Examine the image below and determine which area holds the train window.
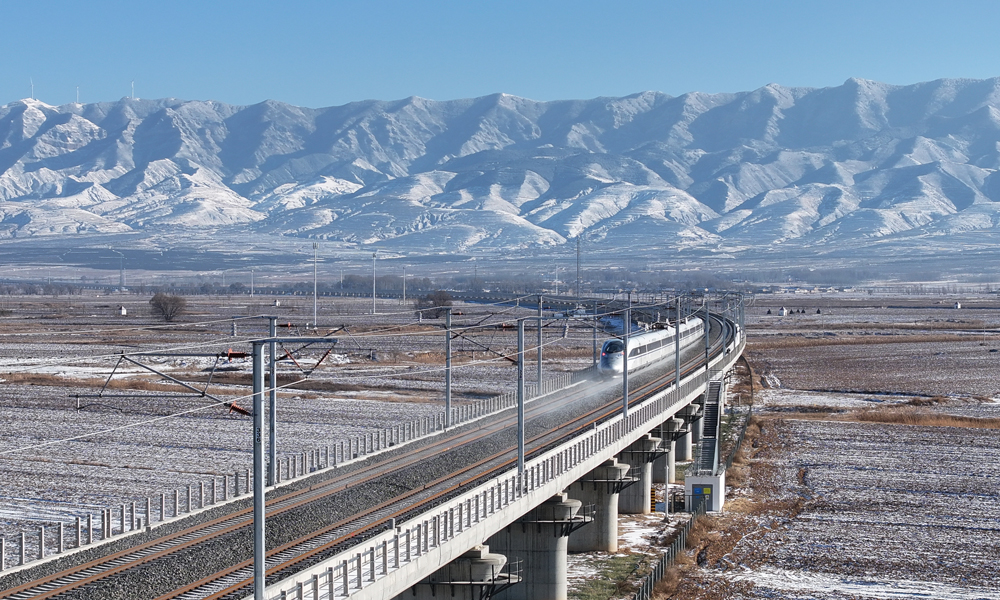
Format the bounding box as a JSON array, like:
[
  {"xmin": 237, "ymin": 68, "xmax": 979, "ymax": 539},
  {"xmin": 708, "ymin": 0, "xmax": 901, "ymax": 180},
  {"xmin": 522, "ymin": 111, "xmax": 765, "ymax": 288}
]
[{"xmin": 604, "ymin": 340, "xmax": 624, "ymax": 354}]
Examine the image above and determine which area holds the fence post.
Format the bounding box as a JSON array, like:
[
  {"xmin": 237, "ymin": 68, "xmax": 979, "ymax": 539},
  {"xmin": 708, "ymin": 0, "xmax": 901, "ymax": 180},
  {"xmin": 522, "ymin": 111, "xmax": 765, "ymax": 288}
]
[{"xmin": 342, "ymin": 560, "xmax": 349, "ymax": 595}]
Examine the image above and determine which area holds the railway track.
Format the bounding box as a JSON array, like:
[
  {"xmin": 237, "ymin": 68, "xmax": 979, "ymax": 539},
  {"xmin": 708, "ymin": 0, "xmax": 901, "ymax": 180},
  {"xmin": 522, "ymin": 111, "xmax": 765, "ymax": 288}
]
[{"xmin": 1, "ymin": 317, "xmax": 732, "ymax": 600}]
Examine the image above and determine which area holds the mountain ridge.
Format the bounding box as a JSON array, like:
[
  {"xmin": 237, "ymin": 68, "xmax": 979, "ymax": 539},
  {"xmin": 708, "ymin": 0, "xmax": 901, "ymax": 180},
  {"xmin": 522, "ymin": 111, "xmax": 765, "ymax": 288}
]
[{"xmin": 3, "ymin": 77, "xmax": 1000, "ymax": 253}]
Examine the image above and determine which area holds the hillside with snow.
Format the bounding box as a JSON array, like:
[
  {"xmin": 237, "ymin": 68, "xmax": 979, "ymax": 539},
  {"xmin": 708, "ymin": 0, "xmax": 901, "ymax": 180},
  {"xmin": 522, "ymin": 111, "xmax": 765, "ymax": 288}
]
[{"xmin": 3, "ymin": 77, "xmax": 1000, "ymax": 259}]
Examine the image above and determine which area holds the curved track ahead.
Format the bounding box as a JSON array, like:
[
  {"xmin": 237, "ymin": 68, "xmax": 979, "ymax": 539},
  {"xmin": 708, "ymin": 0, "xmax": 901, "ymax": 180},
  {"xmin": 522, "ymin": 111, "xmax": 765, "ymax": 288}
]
[{"xmin": 1, "ymin": 317, "xmax": 733, "ymax": 600}]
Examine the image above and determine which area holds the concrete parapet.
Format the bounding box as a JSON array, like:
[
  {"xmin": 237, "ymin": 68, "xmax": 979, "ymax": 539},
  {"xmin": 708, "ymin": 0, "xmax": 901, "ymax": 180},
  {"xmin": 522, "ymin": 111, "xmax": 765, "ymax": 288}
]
[
  {"xmin": 488, "ymin": 493, "xmax": 585, "ymax": 600},
  {"xmin": 567, "ymin": 460, "xmax": 631, "ymax": 553},
  {"xmin": 618, "ymin": 435, "xmax": 661, "ymax": 514}
]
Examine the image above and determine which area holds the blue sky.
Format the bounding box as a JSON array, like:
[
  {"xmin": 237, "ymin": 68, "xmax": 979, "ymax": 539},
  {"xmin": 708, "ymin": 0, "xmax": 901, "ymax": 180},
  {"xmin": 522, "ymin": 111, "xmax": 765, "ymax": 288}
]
[{"xmin": 2, "ymin": 0, "xmax": 999, "ymax": 108}]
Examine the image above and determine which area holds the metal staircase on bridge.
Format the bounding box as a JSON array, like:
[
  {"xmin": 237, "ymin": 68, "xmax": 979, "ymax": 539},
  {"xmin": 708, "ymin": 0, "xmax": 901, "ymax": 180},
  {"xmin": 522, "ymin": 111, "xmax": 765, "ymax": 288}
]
[{"xmin": 695, "ymin": 380, "xmax": 723, "ymax": 475}]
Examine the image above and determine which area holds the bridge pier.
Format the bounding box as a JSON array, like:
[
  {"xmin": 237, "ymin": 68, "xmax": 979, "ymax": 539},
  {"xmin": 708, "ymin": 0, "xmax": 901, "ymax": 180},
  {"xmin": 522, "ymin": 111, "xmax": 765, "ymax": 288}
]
[
  {"xmin": 395, "ymin": 545, "xmax": 511, "ymax": 600},
  {"xmin": 567, "ymin": 460, "xmax": 631, "ymax": 553},
  {"xmin": 653, "ymin": 418, "xmax": 684, "ymax": 484},
  {"xmin": 674, "ymin": 404, "xmax": 699, "ymax": 461},
  {"xmin": 690, "ymin": 395, "xmax": 705, "ymax": 448},
  {"xmin": 487, "ymin": 493, "xmax": 585, "ymax": 600},
  {"xmin": 618, "ymin": 435, "xmax": 661, "ymax": 514}
]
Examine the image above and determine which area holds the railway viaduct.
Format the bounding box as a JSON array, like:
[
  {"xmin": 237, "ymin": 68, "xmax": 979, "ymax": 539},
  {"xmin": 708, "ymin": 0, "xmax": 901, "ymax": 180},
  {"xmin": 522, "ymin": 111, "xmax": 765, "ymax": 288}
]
[
  {"xmin": 254, "ymin": 313, "xmax": 745, "ymax": 600},
  {"xmin": 0, "ymin": 300, "xmax": 745, "ymax": 600}
]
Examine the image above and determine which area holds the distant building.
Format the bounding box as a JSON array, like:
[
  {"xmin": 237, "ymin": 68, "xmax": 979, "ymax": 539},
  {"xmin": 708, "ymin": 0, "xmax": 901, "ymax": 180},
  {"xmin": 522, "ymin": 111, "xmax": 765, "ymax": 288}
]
[
  {"xmin": 778, "ymin": 307, "xmax": 789, "ymax": 316},
  {"xmin": 118, "ymin": 305, "xmax": 127, "ymax": 316},
  {"xmin": 954, "ymin": 302, "xmax": 962, "ymax": 309}
]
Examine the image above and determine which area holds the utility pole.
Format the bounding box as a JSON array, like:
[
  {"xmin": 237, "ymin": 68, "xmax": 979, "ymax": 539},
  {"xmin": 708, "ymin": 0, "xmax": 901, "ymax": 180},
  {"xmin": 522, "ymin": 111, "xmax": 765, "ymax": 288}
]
[
  {"xmin": 622, "ymin": 292, "xmax": 631, "ymax": 418},
  {"xmin": 592, "ymin": 299, "xmax": 598, "ymax": 366},
  {"xmin": 445, "ymin": 308, "xmax": 452, "ymax": 428},
  {"xmin": 537, "ymin": 295, "xmax": 543, "ymax": 389},
  {"xmin": 675, "ymin": 295, "xmax": 682, "ymax": 390},
  {"xmin": 312, "ymin": 242, "xmax": 318, "ymax": 329},
  {"xmin": 517, "ymin": 318, "xmax": 525, "ymax": 482},
  {"xmin": 372, "ymin": 252, "xmax": 377, "ymax": 315},
  {"xmin": 267, "ymin": 317, "xmax": 277, "ymax": 486},
  {"xmin": 251, "ymin": 341, "xmax": 265, "ymax": 600},
  {"xmin": 704, "ymin": 300, "xmax": 711, "ymax": 373},
  {"xmin": 576, "ymin": 236, "xmax": 581, "ymax": 300},
  {"xmin": 402, "ymin": 265, "xmax": 406, "ymax": 305}
]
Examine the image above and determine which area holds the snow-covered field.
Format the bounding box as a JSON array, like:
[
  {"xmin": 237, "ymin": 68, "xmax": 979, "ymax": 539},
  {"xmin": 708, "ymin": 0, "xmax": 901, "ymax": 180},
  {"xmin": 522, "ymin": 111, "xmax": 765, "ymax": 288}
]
[
  {"xmin": 0, "ymin": 294, "xmax": 597, "ymax": 568},
  {"xmin": 713, "ymin": 389, "xmax": 1000, "ymax": 599},
  {"xmin": 688, "ymin": 297, "xmax": 1000, "ymax": 599}
]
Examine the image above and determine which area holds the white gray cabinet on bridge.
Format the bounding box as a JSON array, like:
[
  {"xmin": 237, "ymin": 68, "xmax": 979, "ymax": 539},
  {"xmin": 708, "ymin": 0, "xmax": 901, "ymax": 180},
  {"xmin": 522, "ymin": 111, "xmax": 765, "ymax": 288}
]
[{"xmin": 253, "ymin": 323, "xmax": 745, "ymax": 600}]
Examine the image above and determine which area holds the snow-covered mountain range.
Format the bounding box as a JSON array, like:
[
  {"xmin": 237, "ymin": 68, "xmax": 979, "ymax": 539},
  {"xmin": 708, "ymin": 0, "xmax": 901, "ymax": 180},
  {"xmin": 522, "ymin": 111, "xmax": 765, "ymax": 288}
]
[{"xmin": 3, "ymin": 77, "xmax": 1000, "ymax": 256}]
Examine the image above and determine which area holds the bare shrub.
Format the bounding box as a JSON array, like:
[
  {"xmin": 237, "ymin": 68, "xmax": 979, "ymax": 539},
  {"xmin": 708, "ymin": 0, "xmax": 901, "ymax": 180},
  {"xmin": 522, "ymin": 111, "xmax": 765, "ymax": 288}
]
[
  {"xmin": 651, "ymin": 566, "xmax": 684, "ymax": 598},
  {"xmin": 726, "ymin": 464, "xmax": 748, "ymax": 488},
  {"xmin": 415, "ymin": 290, "xmax": 453, "ymax": 318},
  {"xmin": 684, "ymin": 514, "xmax": 717, "ymax": 550},
  {"xmin": 906, "ymin": 395, "xmax": 949, "ymax": 406},
  {"xmin": 149, "ymin": 293, "xmax": 186, "ymax": 322}
]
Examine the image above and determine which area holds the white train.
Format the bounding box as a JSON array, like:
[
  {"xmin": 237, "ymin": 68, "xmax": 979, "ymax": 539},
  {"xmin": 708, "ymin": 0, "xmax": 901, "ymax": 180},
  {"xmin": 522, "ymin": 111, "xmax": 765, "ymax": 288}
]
[{"xmin": 597, "ymin": 317, "xmax": 705, "ymax": 377}]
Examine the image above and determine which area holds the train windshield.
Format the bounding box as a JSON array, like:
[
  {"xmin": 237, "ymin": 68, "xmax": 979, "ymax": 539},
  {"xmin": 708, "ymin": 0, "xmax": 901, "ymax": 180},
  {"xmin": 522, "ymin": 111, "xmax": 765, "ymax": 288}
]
[{"xmin": 603, "ymin": 340, "xmax": 624, "ymax": 354}]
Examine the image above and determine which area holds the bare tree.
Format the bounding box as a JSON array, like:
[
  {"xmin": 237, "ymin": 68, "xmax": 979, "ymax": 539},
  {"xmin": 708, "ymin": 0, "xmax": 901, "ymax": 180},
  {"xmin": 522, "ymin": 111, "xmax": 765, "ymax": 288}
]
[
  {"xmin": 415, "ymin": 290, "xmax": 453, "ymax": 318},
  {"xmin": 149, "ymin": 293, "xmax": 186, "ymax": 322}
]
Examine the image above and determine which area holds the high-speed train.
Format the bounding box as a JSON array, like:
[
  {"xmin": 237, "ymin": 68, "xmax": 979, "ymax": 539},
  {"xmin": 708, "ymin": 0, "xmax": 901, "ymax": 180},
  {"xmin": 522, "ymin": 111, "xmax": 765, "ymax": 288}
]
[{"xmin": 597, "ymin": 317, "xmax": 704, "ymax": 377}]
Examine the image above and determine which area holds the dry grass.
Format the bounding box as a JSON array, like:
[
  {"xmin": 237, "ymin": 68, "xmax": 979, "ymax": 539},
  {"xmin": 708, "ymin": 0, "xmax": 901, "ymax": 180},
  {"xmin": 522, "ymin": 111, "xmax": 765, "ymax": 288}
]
[
  {"xmin": 648, "ymin": 415, "xmax": 792, "ymax": 599},
  {"xmin": 906, "ymin": 395, "xmax": 950, "ymax": 406},
  {"xmin": 684, "ymin": 514, "xmax": 718, "ymax": 551},
  {"xmin": 854, "ymin": 407, "xmax": 1000, "ymax": 429},
  {"xmin": 761, "ymin": 405, "xmax": 1000, "ymax": 429},
  {"xmin": 725, "ymin": 462, "xmax": 748, "ymax": 488},
  {"xmin": 748, "ymin": 332, "xmax": 969, "ymax": 351},
  {"xmin": 749, "ymin": 319, "xmax": 987, "ymax": 332},
  {"xmin": 1, "ymin": 372, "xmax": 188, "ymax": 393}
]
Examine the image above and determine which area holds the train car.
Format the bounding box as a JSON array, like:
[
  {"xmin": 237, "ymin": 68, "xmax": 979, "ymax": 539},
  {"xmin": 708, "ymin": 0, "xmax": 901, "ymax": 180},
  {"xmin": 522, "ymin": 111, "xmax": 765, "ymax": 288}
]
[{"xmin": 597, "ymin": 317, "xmax": 704, "ymax": 377}]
